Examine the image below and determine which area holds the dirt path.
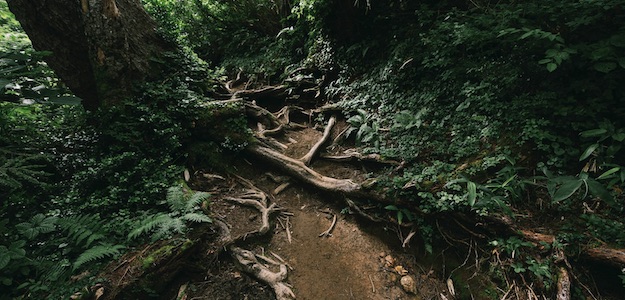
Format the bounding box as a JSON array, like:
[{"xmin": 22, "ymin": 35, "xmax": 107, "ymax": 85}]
[{"xmin": 268, "ymin": 185, "xmax": 405, "ymax": 299}]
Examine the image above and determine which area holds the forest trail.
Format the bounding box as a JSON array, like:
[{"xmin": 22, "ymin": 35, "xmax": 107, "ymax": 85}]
[{"xmin": 191, "ymin": 122, "xmax": 446, "ymax": 299}]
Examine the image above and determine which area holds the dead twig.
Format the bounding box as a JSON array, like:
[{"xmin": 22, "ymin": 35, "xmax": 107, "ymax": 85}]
[
  {"xmin": 270, "ymin": 251, "xmax": 294, "ymax": 271},
  {"xmin": 274, "ymin": 182, "xmax": 291, "ymax": 195},
  {"xmin": 369, "ymin": 274, "xmax": 376, "ymax": 293},
  {"xmin": 319, "ymin": 214, "xmax": 337, "ymax": 237},
  {"xmin": 402, "ymin": 227, "xmax": 418, "ymax": 248},
  {"xmin": 286, "ymin": 216, "xmax": 292, "ymax": 244}
]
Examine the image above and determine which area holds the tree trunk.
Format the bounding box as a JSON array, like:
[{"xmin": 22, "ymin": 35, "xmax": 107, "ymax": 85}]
[{"xmin": 7, "ymin": 0, "xmax": 175, "ymax": 110}]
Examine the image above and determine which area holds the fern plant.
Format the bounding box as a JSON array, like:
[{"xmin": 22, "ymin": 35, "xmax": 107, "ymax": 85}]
[
  {"xmin": 128, "ymin": 185, "xmax": 211, "ymax": 241},
  {"xmin": 0, "ymin": 154, "xmax": 48, "ymax": 193},
  {"xmin": 58, "ymin": 214, "xmax": 106, "ymax": 249},
  {"xmin": 73, "ymin": 243, "xmax": 125, "ymax": 270}
]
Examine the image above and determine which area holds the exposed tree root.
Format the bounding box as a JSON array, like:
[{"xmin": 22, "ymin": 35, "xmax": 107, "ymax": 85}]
[
  {"xmin": 230, "ymin": 247, "xmax": 295, "ymax": 300},
  {"xmin": 234, "ymin": 85, "xmax": 287, "ymax": 100},
  {"xmin": 224, "ymin": 188, "xmax": 283, "ymax": 239},
  {"xmin": 247, "ymin": 144, "xmax": 364, "ymax": 196},
  {"xmin": 300, "ymin": 115, "xmax": 336, "ymax": 165},
  {"xmin": 215, "ymin": 178, "xmax": 295, "ymax": 300},
  {"xmin": 320, "ymin": 151, "xmax": 401, "ymax": 166},
  {"xmin": 556, "ymin": 267, "xmax": 571, "ymax": 300},
  {"xmin": 481, "ymin": 214, "xmax": 625, "ymax": 268}
]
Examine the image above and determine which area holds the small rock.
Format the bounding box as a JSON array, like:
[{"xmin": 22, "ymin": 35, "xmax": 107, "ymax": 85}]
[
  {"xmin": 400, "ymin": 275, "xmax": 417, "ymax": 294},
  {"xmin": 394, "ymin": 265, "xmax": 408, "ymax": 275},
  {"xmin": 379, "ymin": 252, "xmax": 386, "ymax": 258},
  {"xmin": 384, "ymin": 254, "xmax": 395, "ymax": 267}
]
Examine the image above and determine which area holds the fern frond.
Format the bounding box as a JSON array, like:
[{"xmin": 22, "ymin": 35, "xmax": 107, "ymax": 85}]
[
  {"xmin": 151, "ymin": 218, "xmax": 185, "ymax": 241},
  {"xmin": 0, "ymin": 155, "xmax": 49, "ymax": 191},
  {"xmin": 73, "ymin": 243, "xmax": 125, "ymax": 270},
  {"xmin": 58, "ymin": 214, "xmax": 105, "ymax": 248},
  {"xmin": 166, "ymin": 185, "xmax": 186, "ymax": 211},
  {"xmin": 128, "ymin": 213, "xmax": 171, "ymax": 240},
  {"xmin": 181, "ymin": 212, "xmax": 212, "ymax": 224},
  {"xmin": 42, "ymin": 258, "xmax": 72, "ymax": 283},
  {"xmin": 186, "ymin": 191, "xmax": 210, "ymax": 211}
]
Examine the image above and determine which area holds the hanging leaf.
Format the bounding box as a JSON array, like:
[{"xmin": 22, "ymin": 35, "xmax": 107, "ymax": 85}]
[
  {"xmin": 580, "ymin": 128, "xmax": 607, "ymax": 138},
  {"xmin": 597, "ymin": 167, "xmax": 620, "ymax": 180},
  {"xmin": 579, "ymin": 143, "xmax": 599, "ymax": 161},
  {"xmin": 552, "ymin": 179, "xmax": 582, "ymax": 202},
  {"xmin": 587, "ymin": 179, "xmax": 614, "ymax": 206},
  {"xmin": 467, "ymin": 181, "xmax": 477, "ymax": 206},
  {"xmin": 546, "ymin": 63, "xmax": 557, "ymax": 72}
]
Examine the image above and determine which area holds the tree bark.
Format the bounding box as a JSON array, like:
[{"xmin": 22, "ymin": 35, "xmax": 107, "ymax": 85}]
[{"xmin": 7, "ymin": 0, "xmax": 175, "ymax": 110}]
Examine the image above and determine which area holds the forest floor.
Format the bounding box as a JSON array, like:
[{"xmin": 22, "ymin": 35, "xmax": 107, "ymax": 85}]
[
  {"xmin": 183, "ymin": 125, "xmax": 448, "ymax": 299},
  {"xmin": 98, "ymin": 109, "xmax": 456, "ymax": 299}
]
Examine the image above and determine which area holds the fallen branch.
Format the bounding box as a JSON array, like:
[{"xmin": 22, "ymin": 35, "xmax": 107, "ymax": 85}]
[
  {"xmin": 319, "ymin": 214, "xmax": 337, "ymax": 237},
  {"xmin": 300, "ymin": 115, "xmax": 336, "ymax": 165}
]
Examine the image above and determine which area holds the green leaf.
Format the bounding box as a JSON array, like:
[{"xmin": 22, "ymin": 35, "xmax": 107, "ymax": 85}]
[
  {"xmin": 1, "ymin": 277, "xmax": 11, "ymax": 286},
  {"xmin": 384, "ymin": 205, "xmax": 398, "ymax": 211},
  {"xmin": 467, "ymin": 181, "xmax": 477, "ymax": 206},
  {"xmin": 579, "ymin": 144, "xmax": 599, "ymax": 161},
  {"xmin": 546, "ymin": 63, "xmax": 557, "ymax": 72},
  {"xmin": 610, "ymin": 34, "xmax": 625, "ymax": 48},
  {"xmin": 587, "ymin": 179, "xmax": 614, "ymax": 207},
  {"xmin": 594, "ymin": 61, "xmax": 617, "ymax": 73},
  {"xmin": 580, "ymin": 128, "xmax": 608, "ymax": 138},
  {"xmin": 612, "ymin": 133, "xmax": 625, "ymax": 142},
  {"xmin": 397, "ymin": 211, "xmax": 404, "ymax": 224},
  {"xmin": 0, "ymin": 79, "xmax": 10, "ymax": 89},
  {"xmin": 553, "ymin": 179, "xmax": 582, "ymax": 202},
  {"xmin": 0, "ymin": 247, "xmax": 10, "ymax": 270},
  {"xmin": 597, "ymin": 167, "xmax": 620, "ymax": 180},
  {"xmin": 538, "ymin": 58, "xmax": 551, "ymax": 65},
  {"xmin": 591, "ymin": 47, "xmax": 612, "ymax": 60}
]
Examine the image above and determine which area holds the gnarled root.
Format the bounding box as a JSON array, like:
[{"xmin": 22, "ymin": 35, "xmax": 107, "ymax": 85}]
[
  {"xmin": 300, "ymin": 115, "xmax": 336, "ymax": 165},
  {"xmin": 247, "ymin": 144, "xmax": 363, "ymax": 196},
  {"xmin": 231, "ymin": 247, "xmax": 295, "ymax": 300},
  {"xmin": 224, "ymin": 188, "xmax": 283, "ymax": 239}
]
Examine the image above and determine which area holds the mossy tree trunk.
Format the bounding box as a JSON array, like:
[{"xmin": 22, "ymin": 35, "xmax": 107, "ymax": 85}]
[{"xmin": 6, "ymin": 0, "xmax": 175, "ymax": 110}]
